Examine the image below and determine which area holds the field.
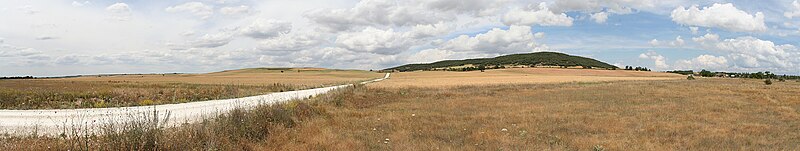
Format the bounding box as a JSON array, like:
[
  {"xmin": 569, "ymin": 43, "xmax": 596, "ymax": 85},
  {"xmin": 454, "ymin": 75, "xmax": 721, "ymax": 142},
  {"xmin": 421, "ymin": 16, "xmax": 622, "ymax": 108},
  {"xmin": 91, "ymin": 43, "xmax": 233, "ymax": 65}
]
[
  {"xmin": 372, "ymin": 68, "xmax": 684, "ymax": 87},
  {"xmin": 3, "ymin": 69, "xmax": 799, "ymax": 150},
  {"xmin": 0, "ymin": 68, "xmax": 383, "ymax": 109}
]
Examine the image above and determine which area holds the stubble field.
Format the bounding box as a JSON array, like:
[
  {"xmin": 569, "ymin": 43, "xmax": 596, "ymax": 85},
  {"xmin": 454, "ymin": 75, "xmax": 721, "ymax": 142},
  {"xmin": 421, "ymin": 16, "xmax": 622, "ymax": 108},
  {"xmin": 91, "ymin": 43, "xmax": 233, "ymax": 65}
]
[
  {"xmin": 2, "ymin": 68, "xmax": 799, "ymax": 150},
  {"xmin": 0, "ymin": 68, "xmax": 383, "ymax": 109}
]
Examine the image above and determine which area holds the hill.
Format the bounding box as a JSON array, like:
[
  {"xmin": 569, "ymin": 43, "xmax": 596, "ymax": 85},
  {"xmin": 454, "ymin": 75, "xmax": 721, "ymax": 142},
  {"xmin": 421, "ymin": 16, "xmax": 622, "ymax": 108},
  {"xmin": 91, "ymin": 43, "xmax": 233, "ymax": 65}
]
[{"xmin": 386, "ymin": 52, "xmax": 618, "ymax": 72}]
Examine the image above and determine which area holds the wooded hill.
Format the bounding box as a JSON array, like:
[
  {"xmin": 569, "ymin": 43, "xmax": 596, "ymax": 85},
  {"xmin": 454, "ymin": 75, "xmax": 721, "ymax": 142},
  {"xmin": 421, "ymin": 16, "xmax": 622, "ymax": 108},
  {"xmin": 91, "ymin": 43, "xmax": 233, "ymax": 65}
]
[{"xmin": 386, "ymin": 52, "xmax": 618, "ymax": 72}]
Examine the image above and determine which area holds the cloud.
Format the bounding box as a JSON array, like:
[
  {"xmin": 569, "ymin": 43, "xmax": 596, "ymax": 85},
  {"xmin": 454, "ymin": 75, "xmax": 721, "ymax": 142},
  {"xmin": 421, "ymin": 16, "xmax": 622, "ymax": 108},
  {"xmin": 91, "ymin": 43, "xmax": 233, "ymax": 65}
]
[
  {"xmin": 258, "ymin": 31, "xmax": 324, "ymax": 53},
  {"xmin": 440, "ymin": 25, "xmax": 541, "ymax": 54},
  {"xmin": 638, "ymin": 51, "xmax": 668, "ymax": 69},
  {"xmin": 549, "ymin": 0, "xmax": 659, "ymax": 14},
  {"xmin": 670, "ymin": 3, "xmax": 766, "ymax": 32},
  {"xmin": 106, "ymin": 3, "xmax": 131, "ymax": 21},
  {"xmin": 786, "ymin": 0, "xmax": 800, "ymax": 19},
  {"xmin": 502, "ymin": 2, "xmax": 573, "ymax": 26},
  {"xmin": 0, "ymin": 43, "xmax": 42, "ymax": 57},
  {"xmin": 408, "ymin": 22, "xmax": 452, "ymax": 38},
  {"xmin": 220, "ymin": 5, "xmax": 251, "ymax": 16},
  {"xmin": 239, "ymin": 19, "xmax": 292, "ymax": 39},
  {"xmin": 334, "ymin": 27, "xmax": 415, "ymax": 55},
  {"xmin": 689, "ymin": 27, "xmax": 699, "ymax": 34},
  {"xmin": 590, "ymin": 11, "xmax": 608, "ymax": 23},
  {"xmin": 674, "ymin": 55, "xmax": 728, "ymax": 70},
  {"xmin": 649, "ymin": 36, "xmax": 683, "ymax": 47},
  {"xmin": 191, "ymin": 33, "xmax": 233, "ymax": 48},
  {"xmin": 19, "ymin": 5, "xmax": 40, "ymax": 15},
  {"xmin": 165, "ymin": 2, "xmax": 214, "ymax": 19},
  {"xmin": 693, "ymin": 34, "xmax": 798, "ymax": 71},
  {"xmin": 649, "ymin": 39, "xmax": 659, "ymax": 46},
  {"xmin": 71, "ymin": 1, "xmax": 90, "ymax": 7},
  {"xmin": 304, "ymin": 0, "xmax": 507, "ymax": 31}
]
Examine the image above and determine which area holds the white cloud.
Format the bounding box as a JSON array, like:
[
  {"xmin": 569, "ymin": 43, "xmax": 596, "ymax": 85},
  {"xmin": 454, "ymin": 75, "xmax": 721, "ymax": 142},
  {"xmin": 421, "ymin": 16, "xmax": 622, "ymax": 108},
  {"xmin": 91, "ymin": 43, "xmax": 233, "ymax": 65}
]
[
  {"xmin": 689, "ymin": 27, "xmax": 699, "ymax": 34},
  {"xmin": 304, "ymin": 0, "xmax": 471, "ymax": 31},
  {"xmin": 534, "ymin": 32, "xmax": 545, "ymax": 39},
  {"xmin": 590, "ymin": 11, "xmax": 609, "ymax": 23},
  {"xmin": 502, "ymin": 2, "xmax": 573, "ymax": 26},
  {"xmin": 106, "ymin": 3, "xmax": 131, "ymax": 21},
  {"xmin": 191, "ymin": 33, "xmax": 233, "ymax": 48},
  {"xmin": 670, "ymin": 3, "xmax": 766, "ymax": 32},
  {"xmin": 440, "ymin": 25, "xmax": 540, "ymax": 54},
  {"xmin": 258, "ymin": 31, "xmax": 324, "ymax": 53},
  {"xmin": 408, "ymin": 23, "xmax": 452, "ymax": 38},
  {"xmin": 71, "ymin": 1, "xmax": 90, "ymax": 7},
  {"xmin": 0, "ymin": 43, "xmax": 42, "ymax": 57},
  {"xmin": 220, "ymin": 5, "xmax": 251, "ymax": 16},
  {"xmin": 239, "ymin": 19, "xmax": 292, "ymax": 39},
  {"xmin": 649, "ymin": 39, "xmax": 659, "ymax": 46},
  {"xmin": 670, "ymin": 36, "xmax": 685, "ymax": 47},
  {"xmin": 786, "ymin": 0, "xmax": 800, "ymax": 19},
  {"xmin": 19, "ymin": 5, "xmax": 39, "ymax": 15},
  {"xmin": 674, "ymin": 55, "xmax": 729, "ymax": 70},
  {"xmin": 334, "ymin": 27, "xmax": 415, "ymax": 55},
  {"xmin": 650, "ymin": 36, "xmax": 684, "ymax": 47},
  {"xmin": 549, "ymin": 0, "xmax": 660, "ymax": 14},
  {"xmin": 165, "ymin": 2, "xmax": 214, "ymax": 19},
  {"xmin": 638, "ymin": 51, "xmax": 668, "ymax": 69},
  {"xmin": 693, "ymin": 34, "xmax": 798, "ymax": 70}
]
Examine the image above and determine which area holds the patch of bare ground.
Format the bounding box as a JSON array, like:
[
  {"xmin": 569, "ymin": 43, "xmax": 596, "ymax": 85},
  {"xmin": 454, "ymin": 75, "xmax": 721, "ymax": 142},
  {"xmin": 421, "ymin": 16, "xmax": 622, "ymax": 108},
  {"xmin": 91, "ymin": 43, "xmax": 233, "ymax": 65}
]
[{"xmin": 3, "ymin": 78, "xmax": 799, "ymax": 150}]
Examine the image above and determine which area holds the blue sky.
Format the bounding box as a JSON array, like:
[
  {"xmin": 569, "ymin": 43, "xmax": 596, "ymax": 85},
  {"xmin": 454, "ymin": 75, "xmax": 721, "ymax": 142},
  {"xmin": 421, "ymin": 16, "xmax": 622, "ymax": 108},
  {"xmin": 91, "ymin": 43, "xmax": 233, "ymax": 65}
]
[{"xmin": 1, "ymin": 0, "xmax": 799, "ymax": 76}]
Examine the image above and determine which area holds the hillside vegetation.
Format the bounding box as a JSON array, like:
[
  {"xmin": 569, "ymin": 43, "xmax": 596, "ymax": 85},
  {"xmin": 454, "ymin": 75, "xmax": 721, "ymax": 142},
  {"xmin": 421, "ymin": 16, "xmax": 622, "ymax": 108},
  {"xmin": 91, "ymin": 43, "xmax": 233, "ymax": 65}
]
[{"xmin": 386, "ymin": 52, "xmax": 618, "ymax": 72}]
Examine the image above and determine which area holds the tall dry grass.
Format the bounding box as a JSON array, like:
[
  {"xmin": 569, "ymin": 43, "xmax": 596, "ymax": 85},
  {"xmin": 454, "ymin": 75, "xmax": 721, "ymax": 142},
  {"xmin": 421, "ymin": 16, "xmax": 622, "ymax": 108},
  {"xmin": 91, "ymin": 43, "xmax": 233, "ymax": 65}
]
[{"xmin": 2, "ymin": 78, "xmax": 799, "ymax": 150}]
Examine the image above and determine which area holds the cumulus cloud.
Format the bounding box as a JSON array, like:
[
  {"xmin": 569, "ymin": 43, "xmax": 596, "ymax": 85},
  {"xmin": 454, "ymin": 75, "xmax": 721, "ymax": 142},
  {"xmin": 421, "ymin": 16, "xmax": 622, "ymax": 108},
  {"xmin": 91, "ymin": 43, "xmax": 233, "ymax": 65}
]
[
  {"xmin": 502, "ymin": 2, "xmax": 573, "ymax": 26},
  {"xmin": 674, "ymin": 55, "xmax": 729, "ymax": 70},
  {"xmin": 549, "ymin": 0, "xmax": 658, "ymax": 14},
  {"xmin": 106, "ymin": 3, "xmax": 131, "ymax": 21},
  {"xmin": 786, "ymin": 0, "xmax": 800, "ymax": 19},
  {"xmin": 239, "ymin": 19, "xmax": 292, "ymax": 39},
  {"xmin": 689, "ymin": 27, "xmax": 699, "ymax": 34},
  {"xmin": 440, "ymin": 25, "xmax": 540, "ymax": 54},
  {"xmin": 693, "ymin": 34, "xmax": 799, "ymax": 70},
  {"xmin": 638, "ymin": 51, "xmax": 668, "ymax": 69},
  {"xmin": 165, "ymin": 2, "xmax": 214, "ymax": 19},
  {"xmin": 0, "ymin": 43, "xmax": 42, "ymax": 57},
  {"xmin": 334, "ymin": 27, "xmax": 415, "ymax": 55},
  {"xmin": 590, "ymin": 11, "xmax": 609, "ymax": 23},
  {"xmin": 670, "ymin": 3, "xmax": 766, "ymax": 32},
  {"xmin": 649, "ymin": 36, "xmax": 684, "ymax": 47}
]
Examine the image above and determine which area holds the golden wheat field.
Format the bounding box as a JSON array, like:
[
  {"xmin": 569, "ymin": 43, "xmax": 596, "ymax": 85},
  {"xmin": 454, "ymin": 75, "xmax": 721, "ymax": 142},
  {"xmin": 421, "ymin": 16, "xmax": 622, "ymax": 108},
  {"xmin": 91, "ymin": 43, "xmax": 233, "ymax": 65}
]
[{"xmin": 372, "ymin": 68, "xmax": 685, "ymax": 88}]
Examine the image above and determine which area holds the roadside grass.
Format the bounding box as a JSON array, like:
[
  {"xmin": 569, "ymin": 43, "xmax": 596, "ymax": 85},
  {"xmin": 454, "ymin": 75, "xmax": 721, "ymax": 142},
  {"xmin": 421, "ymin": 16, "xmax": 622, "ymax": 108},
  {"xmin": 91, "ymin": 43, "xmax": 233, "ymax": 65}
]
[
  {"xmin": 2, "ymin": 78, "xmax": 800, "ymax": 150},
  {"xmin": 0, "ymin": 80, "xmax": 299, "ymax": 109}
]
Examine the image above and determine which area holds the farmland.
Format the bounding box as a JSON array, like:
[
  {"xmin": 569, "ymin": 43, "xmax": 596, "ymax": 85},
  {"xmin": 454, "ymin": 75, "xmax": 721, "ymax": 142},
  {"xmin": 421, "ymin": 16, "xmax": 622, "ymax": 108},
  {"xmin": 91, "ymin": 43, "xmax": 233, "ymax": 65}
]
[
  {"xmin": 0, "ymin": 68, "xmax": 382, "ymax": 109},
  {"xmin": 3, "ymin": 68, "xmax": 799, "ymax": 150},
  {"xmin": 371, "ymin": 68, "xmax": 684, "ymax": 88}
]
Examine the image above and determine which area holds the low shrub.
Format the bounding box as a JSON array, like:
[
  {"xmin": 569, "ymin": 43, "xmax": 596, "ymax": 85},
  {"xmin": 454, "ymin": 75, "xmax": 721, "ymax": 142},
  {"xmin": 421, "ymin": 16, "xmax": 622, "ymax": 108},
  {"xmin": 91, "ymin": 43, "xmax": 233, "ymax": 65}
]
[
  {"xmin": 687, "ymin": 75, "xmax": 696, "ymax": 80},
  {"xmin": 765, "ymin": 79, "xmax": 773, "ymax": 85}
]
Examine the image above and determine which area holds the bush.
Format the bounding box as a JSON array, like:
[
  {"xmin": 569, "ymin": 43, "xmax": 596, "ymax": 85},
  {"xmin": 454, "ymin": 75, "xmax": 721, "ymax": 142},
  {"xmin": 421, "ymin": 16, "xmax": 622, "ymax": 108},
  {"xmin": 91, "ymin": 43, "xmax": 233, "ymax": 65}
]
[
  {"xmin": 687, "ymin": 75, "xmax": 696, "ymax": 80},
  {"xmin": 778, "ymin": 78, "xmax": 786, "ymax": 82},
  {"xmin": 765, "ymin": 79, "xmax": 773, "ymax": 85}
]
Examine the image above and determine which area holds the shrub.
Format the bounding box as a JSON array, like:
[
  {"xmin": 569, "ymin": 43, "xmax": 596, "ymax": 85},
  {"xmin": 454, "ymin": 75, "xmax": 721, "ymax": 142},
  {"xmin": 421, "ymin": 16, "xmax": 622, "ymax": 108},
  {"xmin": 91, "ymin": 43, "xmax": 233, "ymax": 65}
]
[
  {"xmin": 778, "ymin": 78, "xmax": 786, "ymax": 82},
  {"xmin": 687, "ymin": 75, "xmax": 695, "ymax": 80},
  {"xmin": 765, "ymin": 79, "xmax": 773, "ymax": 85}
]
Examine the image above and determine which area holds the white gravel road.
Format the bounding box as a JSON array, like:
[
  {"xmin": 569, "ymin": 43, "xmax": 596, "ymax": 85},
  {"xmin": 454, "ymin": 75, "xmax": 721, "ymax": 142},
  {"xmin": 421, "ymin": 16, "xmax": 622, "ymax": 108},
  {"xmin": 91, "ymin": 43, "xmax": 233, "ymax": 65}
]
[{"xmin": 0, "ymin": 73, "xmax": 390, "ymax": 136}]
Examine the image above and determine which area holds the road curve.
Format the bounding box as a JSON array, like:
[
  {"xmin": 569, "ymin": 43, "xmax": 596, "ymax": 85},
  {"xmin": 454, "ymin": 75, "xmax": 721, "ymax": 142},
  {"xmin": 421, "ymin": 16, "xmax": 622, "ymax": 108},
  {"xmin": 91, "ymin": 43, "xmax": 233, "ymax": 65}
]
[{"xmin": 0, "ymin": 73, "xmax": 391, "ymax": 136}]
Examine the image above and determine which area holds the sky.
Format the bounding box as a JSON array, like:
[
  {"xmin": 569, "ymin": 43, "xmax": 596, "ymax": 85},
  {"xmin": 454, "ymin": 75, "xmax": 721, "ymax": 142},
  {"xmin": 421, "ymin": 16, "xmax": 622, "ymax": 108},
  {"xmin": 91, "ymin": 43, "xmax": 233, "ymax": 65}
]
[{"xmin": 1, "ymin": 0, "xmax": 799, "ymax": 76}]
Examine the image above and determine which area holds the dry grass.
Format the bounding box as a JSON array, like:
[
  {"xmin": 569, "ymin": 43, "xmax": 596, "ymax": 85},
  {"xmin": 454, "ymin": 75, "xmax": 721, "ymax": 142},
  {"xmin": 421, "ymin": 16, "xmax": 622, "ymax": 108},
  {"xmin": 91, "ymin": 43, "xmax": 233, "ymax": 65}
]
[
  {"xmin": 0, "ymin": 68, "xmax": 382, "ymax": 109},
  {"xmin": 4, "ymin": 78, "xmax": 798, "ymax": 150},
  {"xmin": 372, "ymin": 68, "xmax": 684, "ymax": 88},
  {"xmin": 58, "ymin": 68, "xmax": 382, "ymax": 86}
]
